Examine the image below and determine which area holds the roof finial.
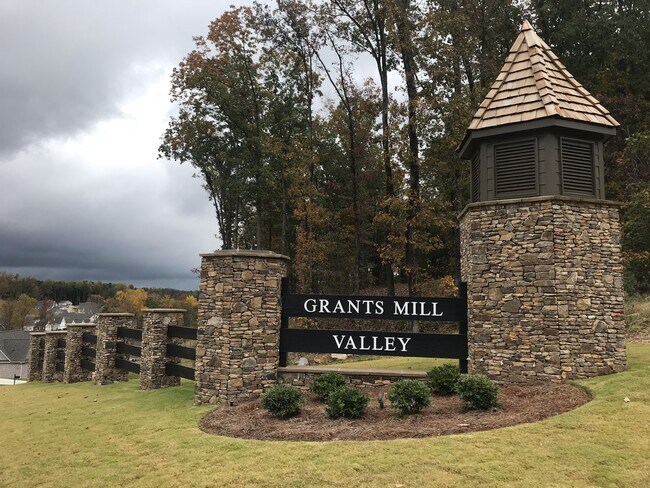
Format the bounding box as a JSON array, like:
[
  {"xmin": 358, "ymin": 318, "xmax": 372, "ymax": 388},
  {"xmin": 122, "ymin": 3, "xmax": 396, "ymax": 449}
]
[{"xmin": 520, "ymin": 20, "xmax": 533, "ymax": 31}]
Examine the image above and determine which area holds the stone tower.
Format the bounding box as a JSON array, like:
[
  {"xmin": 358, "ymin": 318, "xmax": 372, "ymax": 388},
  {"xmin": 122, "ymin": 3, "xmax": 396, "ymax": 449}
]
[{"xmin": 459, "ymin": 21, "xmax": 627, "ymax": 382}]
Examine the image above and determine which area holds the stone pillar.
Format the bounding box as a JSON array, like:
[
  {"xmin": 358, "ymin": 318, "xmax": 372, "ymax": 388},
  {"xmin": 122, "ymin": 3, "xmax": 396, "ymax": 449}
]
[
  {"xmin": 42, "ymin": 331, "xmax": 66, "ymax": 383},
  {"xmin": 460, "ymin": 196, "xmax": 627, "ymax": 383},
  {"xmin": 28, "ymin": 332, "xmax": 45, "ymax": 381},
  {"xmin": 94, "ymin": 313, "xmax": 133, "ymax": 385},
  {"xmin": 63, "ymin": 324, "xmax": 95, "ymax": 383},
  {"xmin": 195, "ymin": 250, "xmax": 289, "ymax": 406},
  {"xmin": 140, "ymin": 308, "xmax": 185, "ymax": 390}
]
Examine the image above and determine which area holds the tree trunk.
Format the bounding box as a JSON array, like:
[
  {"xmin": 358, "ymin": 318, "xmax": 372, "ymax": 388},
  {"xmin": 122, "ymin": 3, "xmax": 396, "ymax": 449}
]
[
  {"xmin": 348, "ymin": 118, "xmax": 362, "ymax": 294},
  {"xmin": 394, "ymin": 0, "xmax": 420, "ymax": 297},
  {"xmin": 379, "ymin": 15, "xmax": 395, "ymax": 296}
]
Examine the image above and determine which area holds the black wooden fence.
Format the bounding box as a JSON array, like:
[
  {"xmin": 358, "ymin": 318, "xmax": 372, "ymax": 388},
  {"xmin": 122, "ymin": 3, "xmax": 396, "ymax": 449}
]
[
  {"xmin": 115, "ymin": 326, "xmax": 142, "ymax": 374},
  {"xmin": 37, "ymin": 338, "xmax": 45, "ymax": 370},
  {"xmin": 55, "ymin": 338, "xmax": 66, "ymax": 372},
  {"xmin": 81, "ymin": 332, "xmax": 96, "ymax": 372},
  {"xmin": 76, "ymin": 325, "xmax": 199, "ymax": 381},
  {"xmin": 165, "ymin": 326, "xmax": 197, "ymax": 380}
]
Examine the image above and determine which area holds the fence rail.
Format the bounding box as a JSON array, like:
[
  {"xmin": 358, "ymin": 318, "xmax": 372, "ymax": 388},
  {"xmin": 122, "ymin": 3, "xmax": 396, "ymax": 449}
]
[
  {"xmin": 80, "ymin": 359, "xmax": 95, "ymax": 371},
  {"xmin": 167, "ymin": 326, "xmax": 198, "ymax": 340},
  {"xmin": 82, "ymin": 333, "xmax": 97, "ymax": 344},
  {"xmin": 116, "ymin": 342, "xmax": 141, "ymax": 357},
  {"xmin": 166, "ymin": 343, "xmax": 196, "ymax": 360},
  {"xmin": 165, "ymin": 362, "xmax": 195, "ymax": 380},
  {"xmin": 81, "ymin": 346, "xmax": 96, "ymax": 358},
  {"xmin": 115, "ymin": 358, "xmax": 140, "ymax": 374},
  {"xmin": 117, "ymin": 327, "xmax": 142, "ymax": 341}
]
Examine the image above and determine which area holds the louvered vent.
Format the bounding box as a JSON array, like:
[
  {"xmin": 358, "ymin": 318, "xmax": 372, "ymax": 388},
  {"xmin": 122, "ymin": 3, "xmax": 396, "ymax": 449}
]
[
  {"xmin": 561, "ymin": 138, "xmax": 594, "ymax": 196},
  {"xmin": 494, "ymin": 139, "xmax": 537, "ymax": 197},
  {"xmin": 471, "ymin": 152, "xmax": 480, "ymax": 202}
]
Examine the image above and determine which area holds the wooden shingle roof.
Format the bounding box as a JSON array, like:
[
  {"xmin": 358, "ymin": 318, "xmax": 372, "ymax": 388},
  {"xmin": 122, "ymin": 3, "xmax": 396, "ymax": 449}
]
[{"xmin": 468, "ymin": 21, "xmax": 619, "ymax": 131}]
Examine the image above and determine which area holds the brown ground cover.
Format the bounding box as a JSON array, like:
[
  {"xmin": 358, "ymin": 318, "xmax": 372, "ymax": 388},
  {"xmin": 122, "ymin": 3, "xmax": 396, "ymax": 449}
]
[{"xmin": 200, "ymin": 383, "xmax": 590, "ymax": 441}]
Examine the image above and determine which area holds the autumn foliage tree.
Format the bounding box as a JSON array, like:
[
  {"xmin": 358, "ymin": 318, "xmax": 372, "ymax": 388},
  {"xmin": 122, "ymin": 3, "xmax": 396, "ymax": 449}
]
[
  {"xmin": 106, "ymin": 289, "xmax": 149, "ymax": 321},
  {"xmin": 161, "ymin": 0, "xmax": 650, "ymax": 295}
]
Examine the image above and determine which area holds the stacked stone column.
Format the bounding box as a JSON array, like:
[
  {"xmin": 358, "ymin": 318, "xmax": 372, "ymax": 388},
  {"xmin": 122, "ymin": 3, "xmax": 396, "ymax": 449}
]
[
  {"xmin": 28, "ymin": 332, "xmax": 45, "ymax": 381},
  {"xmin": 460, "ymin": 196, "xmax": 627, "ymax": 382},
  {"xmin": 195, "ymin": 250, "xmax": 289, "ymax": 406},
  {"xmin": 63, "ymin": 324, "xmax": 95, "ymax": 383},
  {"xmin": 94, "ymin": 313, "xmax": 133, "ymax": 385},
  {"xmin": 42, "ymin": 331, "xmax": 66, "ymax": 383},
  {"xmin": 140, "ymin": 308, "xmax": 185, "ymax": 390}
]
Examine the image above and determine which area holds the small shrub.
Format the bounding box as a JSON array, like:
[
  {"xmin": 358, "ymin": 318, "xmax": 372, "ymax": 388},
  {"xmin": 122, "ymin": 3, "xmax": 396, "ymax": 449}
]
[
  {"xmin": 388, "ymin": 380, "xmax": 431, "ymax": 415},
  {"xmin": 426, "ymin": 364, "xmax": 461, "ymax": 395},
  {"xmin": 261, "ymin": 385, "xmax": 306, "ymax": 419},
  {"xmin": 456, "ymin": 374, "xmax": 499, "ymax": 410},
  {"xmin": 326, "ymin": 386, "xmax": 369, "ymax": 419},
  {"xmin": 311, "ymin": 372, "xmax": 346, "ymax": 401}
]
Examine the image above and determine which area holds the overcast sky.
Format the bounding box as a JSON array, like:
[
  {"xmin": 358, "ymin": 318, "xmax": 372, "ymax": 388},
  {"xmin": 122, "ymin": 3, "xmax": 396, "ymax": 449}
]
[{"xmin": 0, "ymin": 1, "xmax": 263, "ymax": 290}]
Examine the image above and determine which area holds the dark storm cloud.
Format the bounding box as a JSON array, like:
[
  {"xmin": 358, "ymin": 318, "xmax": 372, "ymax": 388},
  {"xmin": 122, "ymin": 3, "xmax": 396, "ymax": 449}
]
[
  {"xmin": 0, "ymin": 1, "xmax": 260, "ymax": 288},
  {"xmin": 0, "ymin": 142, "xmax": 218, "ymax": 289},
  {"xmin": 0, "ymin": 0, "xmax": 247, "ymax": 157}
]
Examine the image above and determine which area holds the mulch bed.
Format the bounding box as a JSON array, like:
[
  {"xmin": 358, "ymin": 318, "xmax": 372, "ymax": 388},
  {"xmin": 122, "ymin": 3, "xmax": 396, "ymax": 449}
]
[{"xmin": 199, "ymin": 383, "xmax": 590, "ymax": 441}]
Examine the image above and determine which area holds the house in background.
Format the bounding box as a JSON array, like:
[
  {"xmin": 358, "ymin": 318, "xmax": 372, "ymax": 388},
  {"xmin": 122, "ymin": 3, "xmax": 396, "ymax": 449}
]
[
  {"xmin": 0, "ymin": 330, "xmax": 30, "ymax": 379},
  {"xmin": 24, "ymin": 300, "xmax": 103, "ymax": 332}
]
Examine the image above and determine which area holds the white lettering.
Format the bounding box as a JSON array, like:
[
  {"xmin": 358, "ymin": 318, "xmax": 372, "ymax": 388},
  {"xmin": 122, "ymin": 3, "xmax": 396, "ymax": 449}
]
[
  {"xmin": 375, "ymin": 301, "xmax": 384, "ymax": 315},
  {"xmin": 347, "ymin": 300, "xmax": 360, "ymax": 314},
  {"xmin": 431, "ymin": 302, "xmax": 444, "ymax": 317},
  {"xmin": 319, "ymin": 299, "xmax": 331, "ymax": 313},
  {"xmin": 362, "ymin": 300, "xmax": 373, "ymax": 314},
  {"xmin": 418, "ymin": 302, "xmax": 431, "ymax": 316},
  {"xmin": 394, "ymin": 302, "xmax": 409, "ymax": 315},
  {"xmin": 345, "ymin": 336, "xmax": 357, "ymax": 350},
  {"xmin": 385, "ymin": 337, "xmax": 396, "ymax": 351},
  {"xmin": 359, "ymin": 336, "xmax": 371, "ymax": 350},
  {"xmin": 333, "ymin": 335, "xmax": 345, "ymax": 349},
  {"xmin": 397, "ymin": 337, "xmax": 411, "ymax": 352},
  {"xmin": 372, "ymin": 336, "xmax": 383, "ymax": 351},
  {"xmin": 332, "ymin": 300, "xmax": 345, "ymax": 313},
  {"xmin": 304, "ymin": 299, "xmax": 317, "ymax": 313}
]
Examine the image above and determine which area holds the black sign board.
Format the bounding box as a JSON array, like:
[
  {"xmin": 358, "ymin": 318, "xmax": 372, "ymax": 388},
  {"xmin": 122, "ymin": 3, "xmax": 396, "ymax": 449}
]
[
  {"xmin": 279, "ymin": 280, "xmax": 468, "ymax": 372},
  {"xmin": 282, "ymin": 294, "xmax": 466, "ymax": 322},
  {"xmin": 280, "ymin": 328, "xmax": 467, "ymax": 359}
]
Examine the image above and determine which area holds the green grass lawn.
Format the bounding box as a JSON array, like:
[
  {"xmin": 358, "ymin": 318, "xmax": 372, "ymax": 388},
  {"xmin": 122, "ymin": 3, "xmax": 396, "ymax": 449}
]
[
  {"xmin": 1, "ymin": 345, "xmax": 649, "ymax": 488},
  {"xmin": 335, "ymin": 355, "xmax": 452, "ymax": 370}
]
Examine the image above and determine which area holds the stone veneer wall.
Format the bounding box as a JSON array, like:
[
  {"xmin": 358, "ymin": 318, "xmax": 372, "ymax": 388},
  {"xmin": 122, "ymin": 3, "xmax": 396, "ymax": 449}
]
[
  {"xmin": 460, "ymin": 196, "xmax": 627, "ymax": 382},
  {"xmin": 140, "ymin": 309, "xmax": 184, "ymax": 390},
  {"xmin": 28, "ymin": 333, "xmax": 45, "ymax": 381},
  {"xmin": 63, "ymin": 324, "xmax": 95, "ymax": 383},
  {"xmin": 42, "ymin": 331, "xmax": 66, "ymax": 383},
  {"xmin": 277, "ymin": 366, "xmax": 426, "ymax": 391},
  {"xmin": 195, "ymin": 250, "xmax": 289, "ymax": 406},
  {"xmin": 94, "ymin": 313, "xmax": 133, "ymax": 385}
]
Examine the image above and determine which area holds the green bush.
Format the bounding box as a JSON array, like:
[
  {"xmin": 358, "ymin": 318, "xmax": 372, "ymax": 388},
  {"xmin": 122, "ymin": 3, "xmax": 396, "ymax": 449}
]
[
  {"xmin": 456, "ymin": 374, "xmax": 499, "ymax": 410},
  {"xmin": 426, "ymin": 364, "xmax": 461, "ymax": 395},
  {"xmin": 261, "ymin": 385, "xmax": 306, "ymax": 419},
  {"xmin": 388, "ymin": 380, "xmax": 431, "ymax": 415},
  {"xmin": 325, "ymin": 386, "xmax": 369, "ymax": 419},
  {"xmin": 311, "ymin": 372, "xmax": 346, "ymax": 401}
]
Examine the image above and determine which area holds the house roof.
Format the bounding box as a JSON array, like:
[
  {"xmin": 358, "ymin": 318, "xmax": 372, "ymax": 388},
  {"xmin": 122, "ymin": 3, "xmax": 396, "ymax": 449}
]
[
  {"xmin": 0, "ymin": 330, "xmax": 30, "ymax": 363},
  {"xmin": 77, "ymin": 301, "xmax": 102, "ymax": 314},
  {"xmin": 468, "ymin": 20, "xmax": 619, "ymax": 131},
  {"xmin": 59, "ymin": 312, "xmax": 95, "ymax": 323}
]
